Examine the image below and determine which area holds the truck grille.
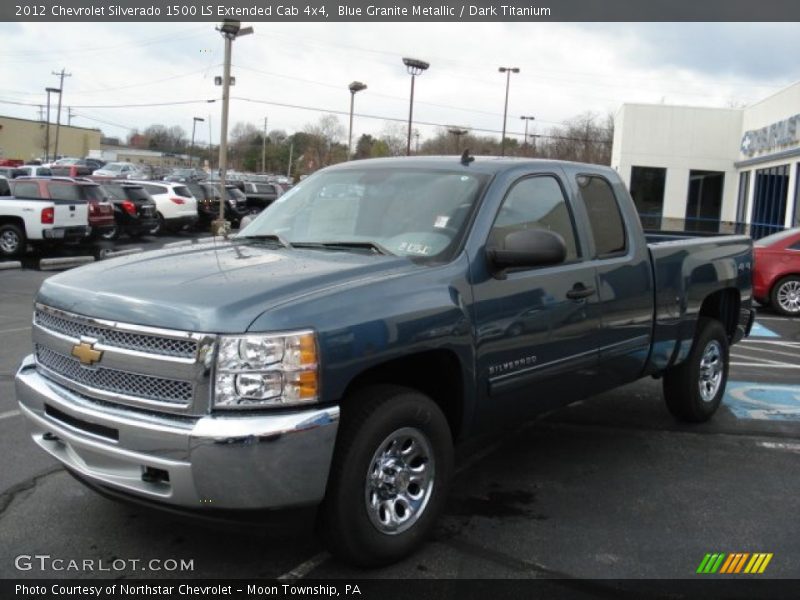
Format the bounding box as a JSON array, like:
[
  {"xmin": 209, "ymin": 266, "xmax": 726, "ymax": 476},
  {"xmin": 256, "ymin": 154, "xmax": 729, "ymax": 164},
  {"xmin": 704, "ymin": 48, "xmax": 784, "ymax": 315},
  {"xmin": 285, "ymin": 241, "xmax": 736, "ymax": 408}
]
[
  {"xmin": 35, "ymin": 345, "xmax": 193, "ymax": 406},
  {"xmin": 34, "ymin": 309, "xmax": 197, "ymax": 359}
]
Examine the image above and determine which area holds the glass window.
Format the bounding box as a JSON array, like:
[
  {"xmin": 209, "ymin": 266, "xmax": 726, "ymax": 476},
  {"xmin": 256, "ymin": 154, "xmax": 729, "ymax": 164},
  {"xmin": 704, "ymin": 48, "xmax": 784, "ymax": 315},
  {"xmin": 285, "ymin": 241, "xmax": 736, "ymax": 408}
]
[
  {"xmin": 490, "ymin": 176, "xmax": 579, "ymax": 262},
  {"xmin": 0, "ymin": 179, "xmax": 11, "ymax": 196},
  {"xmin": 576, "ymin": 175, "xmax": 626, "ymax": 256},
  {"xmin": 736, "ymin": 171, "xmax": 751, "ymax": 233},
  {"xmin": 173, "ymin": 185, "xmax": 191, "ymax": 198},
  {"xmin": 47, "ymin": 183, "xmax": 81, "ymax": 201},
  {"xmin": 793, "ymin": 164, "xmax": 800, "ymax": 228},
  {"xmin": 11, "ymin": 181, "xmax": 40, "ymax": 199},
  {"xmin": 629, "ymin": 166, "xmax": 666, "ymax": 230},
  {"xmin": 685, "ymin": 170, "xmax": 724, "ymax": 233},
  {"xmin": 752, "ymin": 165, "xmax": 789, "ymax": 239}
]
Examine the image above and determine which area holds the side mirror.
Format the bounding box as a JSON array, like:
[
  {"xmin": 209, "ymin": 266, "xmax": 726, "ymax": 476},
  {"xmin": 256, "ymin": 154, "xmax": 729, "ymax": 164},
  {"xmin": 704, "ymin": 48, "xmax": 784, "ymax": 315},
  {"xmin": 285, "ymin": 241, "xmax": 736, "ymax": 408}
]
[{"xmin": 487, "ymin": 228, "xmax": 567, "ymax": 271}]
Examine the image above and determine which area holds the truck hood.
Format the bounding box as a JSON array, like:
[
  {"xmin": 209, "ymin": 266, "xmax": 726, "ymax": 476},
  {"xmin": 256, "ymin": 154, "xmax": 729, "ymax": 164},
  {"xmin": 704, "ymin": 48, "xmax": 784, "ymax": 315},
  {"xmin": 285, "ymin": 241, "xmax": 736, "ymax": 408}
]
[{"xmin": 37, "ymin": 240, "xmax": 417, "ymax": 333}]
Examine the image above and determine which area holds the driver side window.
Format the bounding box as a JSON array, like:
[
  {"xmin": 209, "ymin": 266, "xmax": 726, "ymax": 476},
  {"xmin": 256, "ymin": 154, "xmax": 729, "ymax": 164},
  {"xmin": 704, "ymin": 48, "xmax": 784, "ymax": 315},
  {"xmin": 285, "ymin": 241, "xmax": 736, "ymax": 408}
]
[{"xmin": 490, "ymin": 175, "xmax": 579, "ymax": 261}]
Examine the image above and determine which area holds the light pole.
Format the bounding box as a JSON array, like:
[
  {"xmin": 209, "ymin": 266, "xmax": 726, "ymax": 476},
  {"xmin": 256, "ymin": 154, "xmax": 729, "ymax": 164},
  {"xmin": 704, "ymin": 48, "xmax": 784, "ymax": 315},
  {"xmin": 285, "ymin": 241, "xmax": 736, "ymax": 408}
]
[
  {"xmin": 414, "ymin": 129, "xmax": 421, "ymax": 154},
  {"xmin": 261, "ymin": 116, "xmax": 268, "ymax": 172},
  {"xmin": 520, "ymin": 115, "xmax": 535, "ymax": 156},
  {"xmin": 447, "ymin": 127, "xmax": 468, "ymax": 154},
  {"xmin": 402, "ymin": 57, "xmax": 429, "ymax": 156},
  {"xmin": 214, "ymin": 19, "xmax": 253, "ymax": 235},
  {"xmin": 190, "ymin": 117, "xmax": 204, "ymax": 168},
  {"xmin": 44, "ymin": 87, "xmax": 60, "ymax": 162},
  {"xmin": 498, "ymin": 67, "xmax": 520, "ymax": 156},
  {"xmin": 51, "ymin": 69, "xmax": 70, "ymax": 160},
  {"xmin": 347, "ymin": 81, "xmax": 367, "ymax": 160}
]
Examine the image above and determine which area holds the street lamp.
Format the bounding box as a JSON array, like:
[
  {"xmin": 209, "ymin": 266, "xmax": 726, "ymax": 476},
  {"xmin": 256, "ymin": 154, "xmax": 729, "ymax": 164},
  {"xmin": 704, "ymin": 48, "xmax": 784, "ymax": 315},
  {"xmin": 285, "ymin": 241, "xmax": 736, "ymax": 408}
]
[
  {"xmin": 347, "ymin": 81, "xmax": 367, "ymax": 160},
  {"xmin": 190, "ymin": 117, "xmax": 205, "ymax": 168},
  {"xmin": 214, "ymin": 19, "xmax": 253, "ymax": 235},
  {"xmin": 498, "ymin": 67, "xmax": 520, "ymax": 156},
  {"xmin": 520, "ymin": 115, "xmax": 535, "ymax": 156},
  {"xmin": 44, "ymin": 87, "xmax": 60, "ymax": 163},
  {"xmin": 447, "ymin": 127, "xmax": 468, "ymax": 153},
  {"xmin": 402, "ymin": 57, "xmax": 429, "ymax": 156}
]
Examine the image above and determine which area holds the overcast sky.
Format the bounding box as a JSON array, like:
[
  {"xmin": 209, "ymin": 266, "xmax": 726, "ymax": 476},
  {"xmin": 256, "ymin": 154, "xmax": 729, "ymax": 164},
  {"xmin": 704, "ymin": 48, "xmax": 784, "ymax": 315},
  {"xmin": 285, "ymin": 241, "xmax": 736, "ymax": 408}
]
[{"xmin": 1, "ymin": 22, "xmax": 799, "ymax": 148}]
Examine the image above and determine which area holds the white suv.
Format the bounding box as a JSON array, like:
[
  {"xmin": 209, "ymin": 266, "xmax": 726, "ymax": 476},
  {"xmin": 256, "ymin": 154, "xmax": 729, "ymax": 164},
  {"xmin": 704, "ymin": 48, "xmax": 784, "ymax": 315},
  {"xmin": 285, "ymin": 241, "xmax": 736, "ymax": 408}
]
[{"xmin": 128, "ymin": 181, "xmax": 198, "ymax": 234}]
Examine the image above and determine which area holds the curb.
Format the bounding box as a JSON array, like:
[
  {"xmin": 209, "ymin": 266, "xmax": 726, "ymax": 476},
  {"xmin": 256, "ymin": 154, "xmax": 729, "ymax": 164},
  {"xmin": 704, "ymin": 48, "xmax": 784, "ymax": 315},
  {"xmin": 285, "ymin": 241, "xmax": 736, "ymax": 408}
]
[
  {"xmin": 39, "ymin": 256, "xmax": 95, "ymax": 271},
  {"xmin": 0, "ymin": 261, "xmax": 23, "ymax": 270},
  {"xmin": 101, "ymin": 247, "xmax": 144, "ymax": 259},
  {"xmin": 163, "ymin": 240, "xmax": 193, "ymax": 248}
]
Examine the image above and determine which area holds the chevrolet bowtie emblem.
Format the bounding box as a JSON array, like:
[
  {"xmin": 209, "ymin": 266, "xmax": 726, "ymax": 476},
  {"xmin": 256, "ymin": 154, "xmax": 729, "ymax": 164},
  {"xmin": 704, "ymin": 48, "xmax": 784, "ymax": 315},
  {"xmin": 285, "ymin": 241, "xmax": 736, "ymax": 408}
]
[{"xmin": 71, "ymin": 341, "xmax": 103, "ymax": 366}]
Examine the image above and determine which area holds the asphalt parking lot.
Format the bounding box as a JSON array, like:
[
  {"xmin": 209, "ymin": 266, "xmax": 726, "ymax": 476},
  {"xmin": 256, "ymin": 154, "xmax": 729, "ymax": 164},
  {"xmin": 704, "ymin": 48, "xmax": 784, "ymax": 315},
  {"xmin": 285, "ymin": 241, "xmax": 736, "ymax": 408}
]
[{"xmin": 1, "ymin": 241, "xmax": 799, "ymax": 582}]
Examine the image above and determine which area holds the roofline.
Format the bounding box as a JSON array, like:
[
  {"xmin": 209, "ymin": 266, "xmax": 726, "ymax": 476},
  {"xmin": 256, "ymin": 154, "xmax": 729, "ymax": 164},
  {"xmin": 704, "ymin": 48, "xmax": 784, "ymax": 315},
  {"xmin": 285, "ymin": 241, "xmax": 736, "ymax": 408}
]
[{"xmin": 0, "ymin": 114, "xmax": 102, "ymax": 133}]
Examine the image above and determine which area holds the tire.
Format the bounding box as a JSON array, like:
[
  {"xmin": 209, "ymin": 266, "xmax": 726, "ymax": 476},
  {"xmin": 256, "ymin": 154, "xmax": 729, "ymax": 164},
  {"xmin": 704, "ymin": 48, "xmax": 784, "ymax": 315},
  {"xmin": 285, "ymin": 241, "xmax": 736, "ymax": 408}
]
[
  {"xmin": 0, "ymin": 223, "xmax": 25, "ymax": 258},
  {"xmin": 148, "ymin": 213, "xmax": 164, "ymax": 236},
  {"xmin": 770, "ymin": 276, "xmax": 800, "ymax": 317},
  {"xmin": 99, "ymin": 223, "xmax": 119, "ymax": 241},
  {"xmin": 318, "ymin": 385, "xmax": 453, "ymax": 567},
  {"xmin": 663, "ymin": 317, "xmax": 729, "ymax": 423}
]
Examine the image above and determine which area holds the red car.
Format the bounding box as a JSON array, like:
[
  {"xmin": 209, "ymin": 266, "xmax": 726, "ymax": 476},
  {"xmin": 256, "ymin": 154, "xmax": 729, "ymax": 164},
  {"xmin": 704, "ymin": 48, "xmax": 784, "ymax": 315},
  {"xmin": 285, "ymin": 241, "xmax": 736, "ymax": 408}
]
[{"xmin": 753, "ymin": 227, "xmax": 800, "ymax": 316}]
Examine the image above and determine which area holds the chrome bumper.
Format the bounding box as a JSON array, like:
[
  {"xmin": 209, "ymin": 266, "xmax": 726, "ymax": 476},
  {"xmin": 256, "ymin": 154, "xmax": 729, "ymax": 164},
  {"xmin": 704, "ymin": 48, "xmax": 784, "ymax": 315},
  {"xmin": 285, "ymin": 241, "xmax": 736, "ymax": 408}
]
[{"xmin": 15, "ymin": 355, "xmax": 339, "ymax": 510}]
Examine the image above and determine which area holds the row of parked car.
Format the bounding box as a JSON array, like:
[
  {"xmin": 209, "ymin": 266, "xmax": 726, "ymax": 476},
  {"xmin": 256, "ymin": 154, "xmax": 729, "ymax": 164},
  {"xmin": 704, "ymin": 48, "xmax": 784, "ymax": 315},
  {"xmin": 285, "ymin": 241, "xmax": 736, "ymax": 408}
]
[{"xmin": 0, "ymin": 173, "xmax": 288, "ymax": 258}]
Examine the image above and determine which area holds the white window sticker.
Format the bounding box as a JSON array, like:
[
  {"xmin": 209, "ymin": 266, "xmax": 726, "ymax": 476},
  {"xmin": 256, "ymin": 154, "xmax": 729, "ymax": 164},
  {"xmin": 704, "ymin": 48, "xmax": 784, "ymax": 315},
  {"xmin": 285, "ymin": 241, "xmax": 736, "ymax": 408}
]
[{"xmin": 434, "ymin": 215, "xmax": 450, "ymax": 229}]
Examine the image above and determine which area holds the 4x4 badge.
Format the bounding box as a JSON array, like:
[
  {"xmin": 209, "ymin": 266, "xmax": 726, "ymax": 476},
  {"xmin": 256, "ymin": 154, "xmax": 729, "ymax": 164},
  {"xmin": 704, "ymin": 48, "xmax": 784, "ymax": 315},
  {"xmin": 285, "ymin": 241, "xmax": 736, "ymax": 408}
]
[{"xmin": 71, "ymin": 341, "xmax": 103, "ymax": 366}]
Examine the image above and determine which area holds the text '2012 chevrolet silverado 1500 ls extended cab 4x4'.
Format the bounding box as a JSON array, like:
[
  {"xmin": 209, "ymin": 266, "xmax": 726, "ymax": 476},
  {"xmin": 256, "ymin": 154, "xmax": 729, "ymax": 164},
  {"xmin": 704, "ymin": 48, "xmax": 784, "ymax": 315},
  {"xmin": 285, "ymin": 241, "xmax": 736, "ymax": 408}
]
[{"xmin": 16, "ymin": 156, "xmax": 754, "ymax": 566}]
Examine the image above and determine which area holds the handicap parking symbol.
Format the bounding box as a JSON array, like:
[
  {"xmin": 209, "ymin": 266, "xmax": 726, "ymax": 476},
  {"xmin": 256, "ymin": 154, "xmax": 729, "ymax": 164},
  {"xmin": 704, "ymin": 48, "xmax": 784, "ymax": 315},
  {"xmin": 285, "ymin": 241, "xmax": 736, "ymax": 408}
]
[
  {"xmin": 749, "ymin": 322, "xmax": 779, "ymax": 338},
  {"xmin": 725, "ymin": 381, "xmax": 800, "ymax": 421}
]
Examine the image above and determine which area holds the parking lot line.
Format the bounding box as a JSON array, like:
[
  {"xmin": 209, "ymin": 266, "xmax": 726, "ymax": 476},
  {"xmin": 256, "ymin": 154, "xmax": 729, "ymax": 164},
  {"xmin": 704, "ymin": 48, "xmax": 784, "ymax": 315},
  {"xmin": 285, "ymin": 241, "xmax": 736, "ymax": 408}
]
[
  {"xmin": 276, "ymin": 552, "xmax": 330, "ymax": 581},
  {"xmin": 0, "ymin": 326, "xmax": 31, "ymax": 334},
  {"xmin": 731, "ymin": 363, "xmax": 800, "ymax": 369},
  {"xmin": 756, "ymin": 441, "xmax": 800, "ymax": 453},
  {"xmin": 731, "ymin": 352, "xmax": 795, "ymax": 367},
  {"xmin": 733, "ymin": 345, "xmax": 800, "ymax": 361},
  {"xmin": 0, "ymin": 410, "xmax": 21, "ymax": 421},
  {"xmin": 741, "ymin": 339, "xmax": 800, "ymax": 347}
]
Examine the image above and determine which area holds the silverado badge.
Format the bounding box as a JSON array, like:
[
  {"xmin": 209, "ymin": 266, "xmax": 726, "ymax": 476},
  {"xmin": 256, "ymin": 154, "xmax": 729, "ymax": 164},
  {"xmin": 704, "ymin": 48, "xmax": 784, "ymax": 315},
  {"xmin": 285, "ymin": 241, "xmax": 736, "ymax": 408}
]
[{"xmin": 71, "ymin": 341, "xmax": 103, "ymax": 366}]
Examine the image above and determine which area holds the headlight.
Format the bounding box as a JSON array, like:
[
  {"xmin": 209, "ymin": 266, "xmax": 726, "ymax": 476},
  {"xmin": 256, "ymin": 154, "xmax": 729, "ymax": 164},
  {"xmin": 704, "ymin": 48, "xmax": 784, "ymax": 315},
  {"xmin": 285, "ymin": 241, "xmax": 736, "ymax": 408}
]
[{"xmin": 214, "ymin": 331, "xmax": 319, "ymax": 408}]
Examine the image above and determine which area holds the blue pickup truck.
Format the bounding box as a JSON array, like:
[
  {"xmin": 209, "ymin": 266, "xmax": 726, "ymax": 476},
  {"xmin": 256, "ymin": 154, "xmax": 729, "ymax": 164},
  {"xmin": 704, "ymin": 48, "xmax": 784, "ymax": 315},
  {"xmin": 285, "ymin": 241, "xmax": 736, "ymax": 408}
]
[{"xmin": 16, "ymin": 156, "xmax": 754, "ymax": 566}]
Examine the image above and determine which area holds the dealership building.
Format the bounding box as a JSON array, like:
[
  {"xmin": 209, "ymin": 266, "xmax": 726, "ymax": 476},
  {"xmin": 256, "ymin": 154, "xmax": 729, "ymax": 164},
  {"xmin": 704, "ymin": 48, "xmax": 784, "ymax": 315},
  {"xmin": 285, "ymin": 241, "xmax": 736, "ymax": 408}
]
[{"xmin": 611, "ymin": 81, "xmax": 800, "ymax": 238}]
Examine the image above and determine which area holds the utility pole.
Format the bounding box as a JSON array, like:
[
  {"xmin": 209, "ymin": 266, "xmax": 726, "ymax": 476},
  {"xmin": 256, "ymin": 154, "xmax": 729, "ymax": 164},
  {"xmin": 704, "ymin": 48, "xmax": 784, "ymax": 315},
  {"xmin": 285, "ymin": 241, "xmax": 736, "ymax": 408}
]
[
  {"xmin": 207, "ymin": 114, "xmax": 213, "ymax": 170},
  {"xmin": 52, "ymin": 68, "xmax": 71, "ymax": 159},
  {"xmin": 67, "ymin": 107, "xmax": 75, "ymax": 126},
  {"xmin": 498, "ymin": 66, "xmax": 519, "ymax": 156},
  {"xmin": 414, "ymin": 129, "xmax": 420, "ymax": 154},
  {"xmin": 261, "ymin": 116, "xmax": 268, "ymax": 172},
  {"xmin": 287, "ymin": 142, "xmax": 294, "ymax": 179},
  {"xmin": 45, "ymin": 87, "xmax": 60, "ymax": 163}
]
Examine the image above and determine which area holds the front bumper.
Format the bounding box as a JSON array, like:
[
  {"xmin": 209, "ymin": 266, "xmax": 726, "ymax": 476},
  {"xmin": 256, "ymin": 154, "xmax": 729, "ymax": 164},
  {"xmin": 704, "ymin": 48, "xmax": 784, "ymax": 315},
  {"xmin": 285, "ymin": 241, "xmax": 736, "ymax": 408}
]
[{"xmin": 15, "ymin": 355, "xmax": 339, "ymax": 510}]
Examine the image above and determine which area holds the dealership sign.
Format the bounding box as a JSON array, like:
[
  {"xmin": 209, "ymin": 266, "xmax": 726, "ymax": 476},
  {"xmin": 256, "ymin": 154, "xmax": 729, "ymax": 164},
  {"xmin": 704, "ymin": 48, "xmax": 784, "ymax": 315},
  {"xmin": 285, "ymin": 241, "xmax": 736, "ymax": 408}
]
[{"xmin": 741, "ymin": 114, "xmax": 800, "ymax": 156}]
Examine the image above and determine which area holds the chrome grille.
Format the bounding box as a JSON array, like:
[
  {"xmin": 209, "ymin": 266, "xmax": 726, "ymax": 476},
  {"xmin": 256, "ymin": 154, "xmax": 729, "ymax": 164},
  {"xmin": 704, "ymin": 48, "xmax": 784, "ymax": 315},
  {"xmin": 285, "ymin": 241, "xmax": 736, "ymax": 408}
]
[
  {"xmin": 34, "ymin": 309, "xmax": 197, "ymax": 359},
  {"xmin": 35, "ymin": 345, "xmax": 193, "ymax": 406}
]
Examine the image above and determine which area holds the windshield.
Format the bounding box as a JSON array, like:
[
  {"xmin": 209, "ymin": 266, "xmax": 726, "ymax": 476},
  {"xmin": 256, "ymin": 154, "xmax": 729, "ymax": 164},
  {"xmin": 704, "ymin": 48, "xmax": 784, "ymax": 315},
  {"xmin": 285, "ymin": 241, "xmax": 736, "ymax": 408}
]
[
  {"xmin": 104, "ymin": 163, "xmax": 125, "ymax": 172},
  {"xmin": 238, "ymin": 167, "xmax": 488, "ymax": 259}
]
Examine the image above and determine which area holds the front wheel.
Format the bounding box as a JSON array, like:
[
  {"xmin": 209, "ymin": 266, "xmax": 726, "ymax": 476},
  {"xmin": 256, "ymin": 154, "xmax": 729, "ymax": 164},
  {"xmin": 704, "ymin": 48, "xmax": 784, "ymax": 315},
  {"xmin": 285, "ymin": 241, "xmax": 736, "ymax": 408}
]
[
  {"xmin": 663, "ymin": 317, "xmax": 729, "ymax": 422},
  {"xmin": 318, "ymin": 385, "xmax": 453, "ymax": 567},
  {"xmin": 148, "ymin": 213, "xmax": 164, "ymax": 236},
  {"xmin": 770, "ymin": 276, "xmax": 800, "ymax": 317}
]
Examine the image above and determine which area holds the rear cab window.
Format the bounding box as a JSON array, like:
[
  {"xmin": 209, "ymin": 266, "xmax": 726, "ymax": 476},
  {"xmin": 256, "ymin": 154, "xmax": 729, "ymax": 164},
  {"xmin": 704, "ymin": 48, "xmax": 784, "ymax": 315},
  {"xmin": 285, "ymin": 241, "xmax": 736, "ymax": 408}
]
[
  {"xmin": 48, "ymin": 183, "xmax": 81, "ymax": 201},
  {"xmin": 575, "ymin": 175, "xmax": 626, "ymax": 258},
  {"xmin": 11, "ymin": 181, "xmax": 41, "ymax": 199}
]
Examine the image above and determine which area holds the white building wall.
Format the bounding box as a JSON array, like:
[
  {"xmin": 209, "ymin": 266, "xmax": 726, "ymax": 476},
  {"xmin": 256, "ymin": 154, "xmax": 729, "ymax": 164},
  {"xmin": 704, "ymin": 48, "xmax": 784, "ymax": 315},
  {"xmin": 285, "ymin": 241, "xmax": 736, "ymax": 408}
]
[{"xmin": 612, "ymin": 104, "xmax": 743, "ymax": 222}]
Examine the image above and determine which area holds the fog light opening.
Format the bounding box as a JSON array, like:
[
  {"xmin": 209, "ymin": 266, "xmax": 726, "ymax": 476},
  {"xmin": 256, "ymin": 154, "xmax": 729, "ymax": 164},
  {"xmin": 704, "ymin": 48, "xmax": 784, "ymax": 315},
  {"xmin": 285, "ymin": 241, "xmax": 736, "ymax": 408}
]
[{"xmin": 141, "ymin": 466, "xmax": 170, "ymax": 484}]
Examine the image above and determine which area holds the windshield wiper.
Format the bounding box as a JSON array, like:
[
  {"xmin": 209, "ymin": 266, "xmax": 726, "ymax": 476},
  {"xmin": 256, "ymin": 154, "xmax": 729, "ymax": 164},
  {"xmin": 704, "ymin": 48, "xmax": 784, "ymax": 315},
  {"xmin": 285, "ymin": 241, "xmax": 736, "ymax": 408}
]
[
  {"xmin": 292, "ymin": 241, "xmax": 393, "ymax": 256},
  {"xmin": 236, "ymin": 233, "xmax": 292, "ymax": 248}
]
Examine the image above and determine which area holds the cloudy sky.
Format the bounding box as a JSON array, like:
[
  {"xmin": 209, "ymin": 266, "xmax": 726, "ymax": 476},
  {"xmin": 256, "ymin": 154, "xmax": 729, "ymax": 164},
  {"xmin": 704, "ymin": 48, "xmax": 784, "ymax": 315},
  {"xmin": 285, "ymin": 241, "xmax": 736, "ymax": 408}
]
[{"xmin": 1, "ymin": 21, "xmax": 799, "ymax": 148}]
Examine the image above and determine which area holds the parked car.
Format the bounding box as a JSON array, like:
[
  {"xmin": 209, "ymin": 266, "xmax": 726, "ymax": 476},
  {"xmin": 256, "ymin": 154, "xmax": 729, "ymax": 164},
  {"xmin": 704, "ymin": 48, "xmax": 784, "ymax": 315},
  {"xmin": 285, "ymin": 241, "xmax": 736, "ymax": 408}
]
[
  {"xmin": 127, "ymin": 181, "xmax": 198, "ymax": 234},
  {"xmin": 50, "ymin": 165, "xmax": 94, "ymax": 178},
  {"xmin": 186, "ymin": 182, "xmax": 249, "ymax": 228},
  {"xmin": 12, "ymin": 177, "xmax": 115, "ymax": 238},
  {"xmin": 82, "ymin": 158, "xmax": 106, "ymax": 171},
  {"xmin": 16, "ymin": 166, "xmax": 53, "ymax": 177},
  {"xmin": 164, "ymin": 168, "xmax": 206, "ymax": 183},
  {"xmin": 92, "ymin": 162, "xmax": 146, "ymax": 179},
  {"xmin": 242, "ymin": 181, "xmax": 283, "ymax": 212},
  {"xmin": 753, "ymin": 227, "xmax": 800, "ymax": 316},
  {"xmin": 97, "ymin": 182, "xmax": 159, "ymax": 240},
  {"xmin": 0, "ymin": 176, "xmax": 90, "ymax": 258},
  {"xmin": 15, "ymin": 156, "xmax": 754, "ymax": 566},
  {"xmin": 0, "ymin": 167, "xmax": 28, "ymax": 179}
]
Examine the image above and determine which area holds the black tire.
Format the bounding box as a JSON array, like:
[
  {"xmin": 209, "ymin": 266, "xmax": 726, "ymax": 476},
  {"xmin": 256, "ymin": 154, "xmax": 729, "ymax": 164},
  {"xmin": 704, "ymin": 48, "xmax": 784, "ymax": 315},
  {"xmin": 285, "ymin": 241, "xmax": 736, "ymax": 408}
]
[
  {"xmin": 770, "ymin": 276, "xmax": 800, "ymax": 317},
  {"xmin": 318, "ymin": 385, "xmax": 453, "ymax": 567},
  {"xmin": 663, "ymin": 317, "xmax": 729, "ymax": 423},
  {"xmin": 148, "ymin": 213, "xmax": 164, "ymax": 236},
  {"xmin": 99, "ymin": 223, "xmax": 119, "ymax": 241},
  {"xmin": 0, "ymin": 223, "xmax": 26, "ymax": 258}
]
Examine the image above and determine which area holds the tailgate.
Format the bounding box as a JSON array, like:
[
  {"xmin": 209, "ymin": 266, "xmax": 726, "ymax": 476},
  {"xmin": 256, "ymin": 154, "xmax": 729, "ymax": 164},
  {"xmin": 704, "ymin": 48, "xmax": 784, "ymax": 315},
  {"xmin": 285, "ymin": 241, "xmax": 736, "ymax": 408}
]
[{"xmin": 53, "ymin": 201, "xmax": 89, "ymax": 227}]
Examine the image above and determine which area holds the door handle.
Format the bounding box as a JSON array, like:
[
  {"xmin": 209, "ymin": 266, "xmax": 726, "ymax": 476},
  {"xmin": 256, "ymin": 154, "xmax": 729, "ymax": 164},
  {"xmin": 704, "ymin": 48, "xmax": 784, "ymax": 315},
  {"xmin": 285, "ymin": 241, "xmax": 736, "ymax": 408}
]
[{"xmin": 566, "ymin": 284, "xmax": 596, "ymax": 300}]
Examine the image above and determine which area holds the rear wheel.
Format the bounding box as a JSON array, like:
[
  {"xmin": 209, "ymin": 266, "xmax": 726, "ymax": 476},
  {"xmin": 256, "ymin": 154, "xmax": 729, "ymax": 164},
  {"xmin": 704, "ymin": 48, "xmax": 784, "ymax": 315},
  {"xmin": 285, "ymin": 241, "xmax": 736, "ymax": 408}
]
[
  {"xmin": 148, "ymin": 213, "xmax": 164, "ymax": 236},
  {"xmin": 0, "ymin": 223, "xmax": 25, "ymax": 258},
  {"xmin": 318, "ymin": 385, "xmax": 453, "ymax": 567},
  {"xmin": 663, "ymin": 317, "xmax": 729, "ymax": 422},
  {"xmin": 99, "ymin": 223, "xmax": 119, "ymax": 241},
  {"xmin": 770, "ymin": 276, "xmax": 800, "ymax": 317}
]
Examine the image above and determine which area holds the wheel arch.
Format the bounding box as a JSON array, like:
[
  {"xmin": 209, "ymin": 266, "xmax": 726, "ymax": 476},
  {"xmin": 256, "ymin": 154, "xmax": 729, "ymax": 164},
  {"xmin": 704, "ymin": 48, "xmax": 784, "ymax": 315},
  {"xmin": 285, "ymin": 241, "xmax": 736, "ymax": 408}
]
[{"xmin": 698, "ymin": 288, "xmax": 741, "ymax": 342}]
